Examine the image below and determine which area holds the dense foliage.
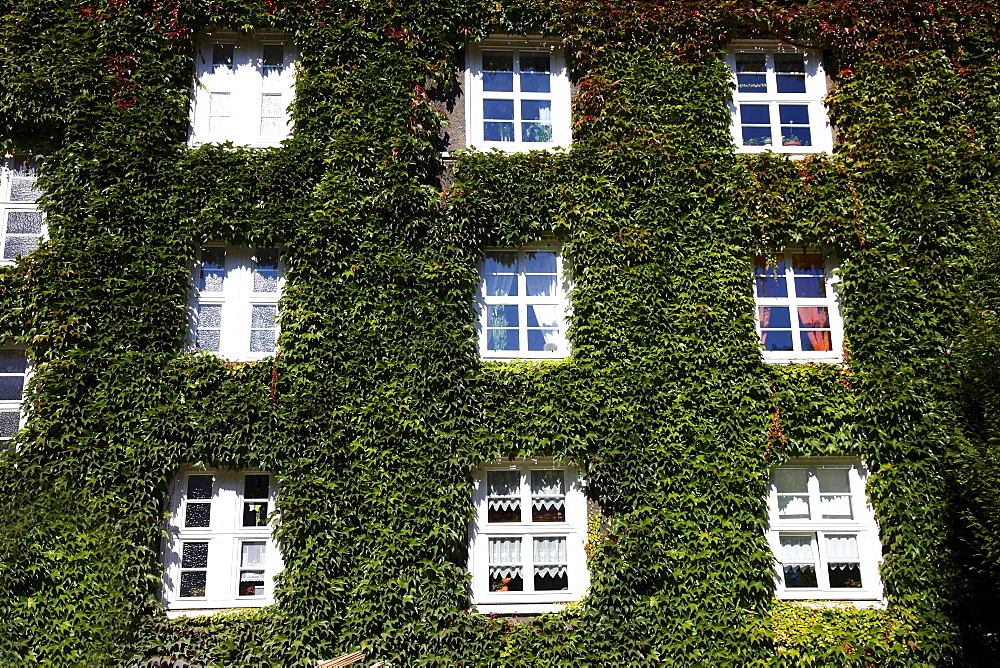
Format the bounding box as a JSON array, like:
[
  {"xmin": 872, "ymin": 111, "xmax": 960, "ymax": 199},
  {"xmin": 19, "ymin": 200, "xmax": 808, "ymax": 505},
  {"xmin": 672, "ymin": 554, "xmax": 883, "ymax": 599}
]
[{"xmin": 1, "ymin": 0, "xmax": 999, "ymax": 665}]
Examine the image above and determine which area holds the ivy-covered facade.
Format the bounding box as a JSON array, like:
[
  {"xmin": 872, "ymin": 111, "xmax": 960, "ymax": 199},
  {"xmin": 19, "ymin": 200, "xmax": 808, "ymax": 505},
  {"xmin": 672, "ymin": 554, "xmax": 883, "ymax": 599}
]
[{"xmin": 2, "ymin": 0, "xmax": 1000, "ymax": 665}]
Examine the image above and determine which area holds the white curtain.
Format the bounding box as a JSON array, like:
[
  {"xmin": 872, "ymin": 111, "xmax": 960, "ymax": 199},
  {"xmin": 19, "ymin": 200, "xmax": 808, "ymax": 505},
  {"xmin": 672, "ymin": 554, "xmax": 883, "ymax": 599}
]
[
  {"xmin": 488, "ymin": 471, "xmax": 520, "ymax": 511},
  {"xmin": 779, "ymin": 534, "xmax": 814, "ymax": 561},
  {"xmin": 824, "ymin": 534, "xmax": 859, "ymax": 561},
  {"xmin": 489, "ymin": 537, "xmax": 522, "ymax": 578},
  {"xmin": 531, "ymin": 470, "xmax": 565, "ymax": 510},
  {"xmin": 819, "ymin": 494, "xmax": 853, "ymax": 519},
  {"xmin": 533, "ymin": 537, "xmax": 567, "ymax": 577},
  {"xmin": 241, "ymin": 541, "xmax": 266, "ymax": 568},
  {"xmin": 778, "ymin": 494, "xmax": 810, "ymax": 518}
]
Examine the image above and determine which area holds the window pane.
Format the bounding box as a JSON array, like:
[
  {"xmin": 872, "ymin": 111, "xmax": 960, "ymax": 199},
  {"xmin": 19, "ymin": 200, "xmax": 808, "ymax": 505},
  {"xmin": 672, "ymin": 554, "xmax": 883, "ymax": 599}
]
[
  {"xmin": 781, "ymin": 127, "xmax": 812, "ymax": 146},
  {"xmin": 524, "ymin": 251, "xmax": 556, "ymax": 274},
  {"xmin": 251, "ymin": 304, "xmax": 277, "ymax": 329},
  {"xmin": 828, "ymin": 562, "xmax": 863, "ymax": 588},
  {"xmin": 798, "ymin": 307, "xmax": 830, "ymax": 329},
  {"xmin": 261, "ymin": 93, "xmax": 284, "ymax": 117},
  {"xmin": 0, "ymin": 351, "xmax": 26, "ymax": 374},
  {"xmin": 533, "ymin": 537, "xmax": 568, "ymax": 590},
  {"xmin": 519, "ymin": 52, "xmax": 550, "ymax": 73},
  {"xmin": 0, "ymin": 411, "xmax": 19, "ymax": 437},
  {"xmin": 483, "ymin": 51, "xmax": 514, "ymax": 92},
  {"xmin": 181, "ymin": 542, "xmax": 209, "ymax": 569},
  {"xmin": 187, "ymin": 475, "xmax": 213, "ymax": 500},
  {"xmin": 779, "ymin": 534, "xmax": 814, "ymax": 560},
  {"xmin": 816, "ymin": 468, "xmax": 850, "ymax": 493},
  {"xmin": 527, "ymin": 305, "xmax": 559, "ymax": 328},
  {"xmin": 800, "ymin": 331, "xmax": 831, "ymax": 352},
  {"xmin": 241, "ymin": 541, "xmax": 267, "ymax": 567},
  {"xmin": 3, "ymin": 236, "xmax": 39, "ymax": 259},
  {"xmin": 775, "ymin": 54, "xmax": 807, "ymax": 93},
  {"xmin": 783, "ymin": 563, "xmax": 818, "ymax": 588},
  {"xmin": 487, "ymin": 470, "xmax": 521, "ymax": 522},
  {"xmin": 778, "ymin": 105, "xmax": 810, "ymax": 126},
  {"xmin": 243, "ymin": 501, "xmax": 269, "ymax": 527},
  {"xmin": 525, "ymin": 275, "xmax": 556, "ymax": 297},
  {"xmin": 197, "ymin": 328, "xmax": 221, "ymax": 352},
  {"xmin": 484, "ymin": 99, "xmax": 514, "ymax": 120},
  {"xmin": 180, "ymin": 571, "xmax": 207, "ymax": 597},
  {"xmin": 0, "ymin": 376, "xmax": 24, "ymax": 401},
  {"xmin": 521, "ymin": 99, "xmax": 551, "ymax": 122},
  {"xmin": 778, "ymin": 494, "xmax": 810, "ymax": 519},
  {"xmin": 262, "ymin": 44, "xmax": 283, "ymax": 67},
  {"xmin": 485, "ymin": 252, "xmax": 518, "ymax": 296},
  {"xmin": 522, "ymin": 122, "xmax": 553, "ymax": 142},
  {"xmin": 245, "ymin": 474, "xmax": 270, "ymax": 499},
  {"xmin": 774, "ymin": 53, "xmax": 805, "ymax": 73},
  {"xmin": 252, "ymin": 249, "xmax": 280, "ymax": 293},
  {"xmin": 6, "ymin": 211, "xmax": 43, "ymax": 234},
  {"xmin": 484, "ymin": 122, "xmax": 515, "ymax": 142},
  {"xmin": 761, "ymin": 330, "xmax": 793, "ymax": 351},
  {"xmin": 735, "ymin": 53, "xmax": 767, "ymax": 93},
  {"xmin": 200, "ymin": 248, "xmax": 226, "ymax": 292},
  {"xmin": 793, "ymin": 276, "xmax": 825, "ymax": 299},
  {"xmin": 755, "ymin": 275, "xmax": 787, "ymax": 298},
  {"xmin": 184, "ymin": 502, "xmax": 211, "ymax": 528},
  {"xmin": 250, "ymin": 329, "xmax": 276, "ymax": 353},
  {"xmin": 740, "ymin": 104, "xmax": 770, "ymax": 125},
  {"xmin": 10, "ymin": 178, "xmax": 41, "ymax": 202},
  {"xmin": 742, "ymin": 126, "xmax": 772, "ymax": 147},
  {"xmin": 519, "ymin": 53, "xmax": 551, "ymax": 93},
  {"xmin": 487, "ymin": 305, "xmax": 518, "ymax": 328},
  {"xmin": 759, "ymin": 306, "xmax": 791, "ymax": 329},
  {"xmin": 239, "ymin": 571, "xmax": 265, "ymax": 596},
  {"xmin": 774, "ymin": 468, "xmax": 808, "ymax": 494},
  {"xmin": 527, "ymin": 329, "xmax": 559, "ymax": 352},
  {"xmin": 211, "ymin": 91, "xmax": 231, "ymax": 115},
  {"xmin": 531, "ymin": 470, "xmax": 565, "ymax": 522},
  {"xmin": 487, "ymin": 329, "xmax": 519, "ymax": 351},
  {"xmin": 213, "ymin": 43, "xmax": 234, "ymax": 66}
]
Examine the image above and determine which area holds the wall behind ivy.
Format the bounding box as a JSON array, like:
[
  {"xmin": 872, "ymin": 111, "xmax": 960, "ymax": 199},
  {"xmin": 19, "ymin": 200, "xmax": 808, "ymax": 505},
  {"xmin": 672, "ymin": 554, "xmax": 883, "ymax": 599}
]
[{"xmin": 1, "ymin": 1, "xmax": 999, "ymax": 665}]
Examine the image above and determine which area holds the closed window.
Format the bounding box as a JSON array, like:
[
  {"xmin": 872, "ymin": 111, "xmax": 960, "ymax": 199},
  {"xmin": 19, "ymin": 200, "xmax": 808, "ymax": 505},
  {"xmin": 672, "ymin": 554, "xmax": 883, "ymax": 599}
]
[
  {"xmin": 469, "ymin": 460, "xmax": 589, "ymax": 613},
  {"xmin": 162, "ymin": 467, "xmax": 283, "ymax": 614},
  {"xmin": 726, "ymin": 41, "xmax": 832, "ymax": 153},
  {"xmin": 753, "ymin": 249, "xmax": 842, "ymax": 362},
  {"xmin": 0, "ymin": 349, "xmax": 27, "ymax": 451},
  {"xmin": 1, "ymin": 157, "xmax": 44, "ymax": 264},
  {"xmin": 189, "ymin": 34, "xmax": 297, "ymax": 147},
  {"xmin": 466, "ymin": 38, "xmax": 571, "ymax": 151},
  {"xmin": 477, "ymin": 243, "xmax": 569, "ymax": 360},
  {"xmin": 189, "ymin": 245, "xmax": 283, "ymax": 360},
  {"xmin": 767, "ymin": 459, "xmax": 883, "ymax": 600}
]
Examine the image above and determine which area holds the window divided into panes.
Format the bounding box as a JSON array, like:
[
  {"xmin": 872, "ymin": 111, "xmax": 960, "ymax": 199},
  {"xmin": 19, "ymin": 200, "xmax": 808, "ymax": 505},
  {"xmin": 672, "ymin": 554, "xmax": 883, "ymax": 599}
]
[
  {"xmin": 0, "ymin": 350, "xmax": 27, "ymax": 451},
  {"xmin": 727, "ymin": 42, "xmax": 831, "ymax": 153},
  {"xmin": 753, "ymin": 249, "xmax": 842, "ymax": 362},
  {"xmin": 467, "ymin": 39, "xmax": 572, "ymax": 151},
  {"xmin": 767, "ymin": 459, "xmax": 883, "ymax": 600},
  {"xmin": 1, "ymin": 157, "xmax": 45, "ymax": 264},
  {"xmin": 479, "ymin": 244, "xmax": 569, "ymax": 359},
  {"xmin": 190, "ymin": 34, "xmax": 296, "ymax": 147},
  {"xmin": 163, "ymin": 467, "xmax": 282, "ymax": 613},
  {"xmin": 471, "ymin": 461, "xmax": 588, "ymax": 610},
  {"xmin": 190, "ymin": 245, "xmax": 282, "ymax": 360}
]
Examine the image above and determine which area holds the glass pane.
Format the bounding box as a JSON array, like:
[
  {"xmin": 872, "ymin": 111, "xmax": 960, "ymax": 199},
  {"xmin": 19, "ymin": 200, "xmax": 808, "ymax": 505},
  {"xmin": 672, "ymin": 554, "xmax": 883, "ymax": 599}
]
[
  {"xmin": 251, "ymin": 305, "xmax": 277, "ymax": 328},
  {"xmin": 213, "ymin": 43, "xmax": 234, "ymax": 67},
  {"xmin": 794, "ymin": 277, "xmax": 825, "ymax": 299},
  {"xmin": 10, "ymin": 177, "xmax": 41, "ymax": 202},
  {"xmin": 759, "ymin": 306, "xmax": 791, "ymax": 329},
  {"xmin": 519, "ymin": 52, "xmax": 550, "ymax": 73},
  {"xmin": 775, "ymin": 53, "xmax": 805, "ymax": 73},
  {"xmin": 0, "ymin": 351, "xmax": 26, "ymax": 374},
  {"xmin": 520, "ymin": 73, "xmax": 550, "ymax": 94},
  {"xmin": 484, "ymin": 122, "xmax": 515, "ymax": 142},
  {"xmin": 779, "ymin": 106, "xmax": 810, "ymax": 126},
  {"xmin": 780, "ymin": 534, "xmax": 814, "ymax": 560},
  {"xmin": 792, "ymin": 252, "xmax": 823, "ymax": 272},
  {"xmin": 488, "ymin": 470, "xmax": 519, "ymax": 496},
  {"xmin": 520, "ymin": 53, "xmax": 551, "ymax": 93},
  {"xmin": 524, "ymin": 251, "xmax": 556, "ymax": 274},
  {"xmin": 181, "ymin": 542, "xmax": 209, "ymax": 569},
  {"xmin": 184, "ymin": 502, "xmax": 211, "ymax": 528},
  {"xmin": 800, "ymin": 331, "xmax": 832, "ymax": 352},
  {"xmin": 241, "ymin": 541, "xmax": 267, "ymax": 568},
  {"xmin": 781, "ymin": 127, "xmax": 812, "ymax": 146},
  {"xmin": 774, "ymin": 468, "xmax": 808, "ymax": 494},
  {"xmin": 735, "ymin": 53, "xmax": 767, "ymax": 93},
  {"xmin": 487, "ymin": 470, "xmax": 520, "ymax": 522},
  {"xmin": 0, "ymin": 411, "xmax": 19, "ymax": 437},
  {"xmin": 531, "ymin": 470, "xmax": 565, "ymax": 522},
  {"xmin": 243, "ymin": 501, "xmax": 269, "ymax": 527},
  {"xmin": 527, "ymin": 329, "xmax": 559, "ymax": 352},
  {"xmin": 197, "ymin": 329, "xmax": 221, "ymax": 352},
  {"xmin": 483, "ymin": 51, "xmax": 514, "ymax": 92},
  {"xmin": 527, "ymin": 305, "xmax": 559, "ymax": 328},
  {"xmin": 200, "ymin": 248, "xmax": 226, "ymax": 292},
  {"xmin": 238, "ymin": 571, "xmax": 265, "ymax": 596},
  {"xmin": 735, "ymin": 53, "xmax": 766, "ymax": 72},
  {"xmin": 531, "ymin": 470, "xmax": 564, "ymax": 494},
  {"xmin": 196, "ymin": 304, "xmax": 222, "ymax": 328},
  {"xmin": 828, "ymin": 562, "xmax": 863, "ymax": 588},
  {"xmin": 775, "ymin": 54, "xmax": 806, "ymax": 93},
  {"xmin": 211, "ymin": 92, "xmax": 230, "ymax": 116},
  {"xmin": 261, "ymin": 94, "xmax": 284, "ymax": 117},
  {"xmin": 740, "ymin": 104, "xmax": 770, "ymax": 125},
  {"xmin": 825, "ymin": 533, "xmax": 860, "ymax": 560},
  {"xmin": 817, "ymin": 468, "xmax": 850, "ymax": 494},
  {"xmin": 533, "ymin": 537, "xmax": 568, "ymax": 590},
  {"xmin": 487, "ymin": 329, "xmax": 518, "ymax": 352},
  {"xmin": 484, "ymin": 99, "xmax": 514, "ymax": 120},
  {"xmin": 754, "ymin": 254, "xmax": 786, "ymax": 274},
  {"xmin": 180, "ymin": 571, "xmax": 207, "ymax": 597},
  {"xmin": 262, "ymin": 44, "xmax": 283, "ymax": 67},
  {"xmin": 783, "ymin": 563, "xmax": 818, "ymax": 588},
  {"xmin": 522, "ymin": 122, "xmax": 553, "ymax": 142},
  {"xmin": 755, "ymin": 276, "xmax": 787, "ymax": 298},
  {"xmin": 489, "ymin": 537, "xmax": 521, "ymax": 564},
  {"xmin": 525, "ymin": 275, "xmax": 555, "ymax": 297},
  {"xmin": 6, "ymin": 211, "xmax": 43, "ymax": 234},
  {"xmin": 487, "ymin": 305, "xmax": 518, "ymax": 328},
  {"xmin": 187, "ymin": 475, "xmax": 213, "ymax": 499},
  {"xmin": 742, "ymin": 126, "xmax": 772, "ymax": 147},
  {"xmin": 0, "ymin": 376, "xmax": 24, "ymax": 401},
  {"xmin": 250, "ymin": 329, "xmax": 276, "ymax": 353},
  {"xmin": 778, "ymin": 494, "xmax": 810, "ymax": 519},
  {"xmin": 798, "ymin": 307, "xmax": 830, "ymax": 328},
  {"xmin": 260, "ymin": 117, "xmax": 281, "ymax": 138},
  {"xmin": 4, "ymin": 236, "xmax": 39, "ymax": 259},
  {"xmin": 761, "ymin": 330, "xmax": 793, "ymax": 351},
  {"xmin": 485, "ymin": 252, "xmax": 518, "ymax": 297},
  {"xmin": 245, "ymin": 474, "xmax": 270, "ymax": 499}
]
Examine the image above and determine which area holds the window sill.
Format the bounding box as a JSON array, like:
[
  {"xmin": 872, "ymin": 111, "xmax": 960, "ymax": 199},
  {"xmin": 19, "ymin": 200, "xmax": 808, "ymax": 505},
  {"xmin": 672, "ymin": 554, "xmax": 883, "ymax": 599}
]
[
  {"xmin": 762, "ymin": 355, "xmax": 843, "ymax": 365},
  {"xmin": 165, "ymin": 602, "xmax": 272, "ymax": 618},
  {"xmin": 472, "ymin": 601, "xmax": 578, "ymax": 615},
  {"xmin": 776, "ymin": 593, "xmax": 885, "ymax": 606},
  {"xmin": 465, "ymin": 143, "xmax": 570, "ymax": 154}
]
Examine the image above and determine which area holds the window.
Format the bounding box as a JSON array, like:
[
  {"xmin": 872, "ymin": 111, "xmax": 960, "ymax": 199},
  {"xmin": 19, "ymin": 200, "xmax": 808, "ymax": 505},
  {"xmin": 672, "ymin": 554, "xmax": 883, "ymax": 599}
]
[
  {"xmin": 767, "ymin": 458, "xmax": 883, "ymax": 600},
  {"xmin": 466, "ymin": 37, "xmax": 572, "ymax": 151},
  {"xmin": 162, "ymin": 467, "xmax": 283, "ymax": 614},
  {"xmin": 189, "ymin": 245, "xmax": 283, "ymax": 360},
  {"xmin": 477, "ymin": 243, "xmax": 569, "ymax": 360},
  {"xmin": 469, "ymin": 460, "xmax": 589, "ymax": 612},
  {"xmin": 0, "ymin": 349, "xmax": 27, "ymax": 451},
  {"xmin": 0, "ymin": 157, "xmax": 44, "ymax": 264},
  {"xmin": 189, "ymin": 33, "xmax": 297, "ymax": 147},
  {"xmin": 753, "ymin": 249, "xmax": 842, "ymax": 362},
  {"xmin": 726, "ymin": 41, "xmax": 832, "ymax": 153}
]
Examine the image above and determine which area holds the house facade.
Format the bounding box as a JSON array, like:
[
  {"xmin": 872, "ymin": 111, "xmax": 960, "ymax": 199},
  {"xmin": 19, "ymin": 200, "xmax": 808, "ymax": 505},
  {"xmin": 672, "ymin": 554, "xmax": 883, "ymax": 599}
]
[{"xmin": 1, "ymin": 1, "xmax": 999, "ymax": 665}]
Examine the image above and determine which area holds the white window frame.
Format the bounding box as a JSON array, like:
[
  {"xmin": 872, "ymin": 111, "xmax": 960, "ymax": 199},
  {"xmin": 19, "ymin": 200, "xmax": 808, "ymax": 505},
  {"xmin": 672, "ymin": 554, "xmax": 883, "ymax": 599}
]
[
  {"xmin": 0, "ymin": 156, "xmax": 45, "ymax": 265},
  {"xmin": 469, "ymin": 459, "xmax": 589, "ymax": 613},
  {"xmin": 476, "ymin": 242, "xmax": 570, "ymax": 361},
  {"xmin": 0, "ymin": 348, "xmax": 28, "ymax": 451},
  {"xmin": 162, "ymin": 466, "xmax": 283, "ymax": 616},
  {"xmin": 726, "ymin": 41, "xmax": 833, "ymax": 154},
  {"xmin": 465, "ymin": 36, "xmax": 572, "ymax": 152},
  {"xmin": 189, "ymin": 32, "xmax": 297, "ymax": 148},
  {"xmin": 753, "ymin": 248, "xmax": 843, "ymax": 363},
  {"xmin": 767, "ymin": 458, "xmax": 883, "ymax": 601},
  {"xmin": 188, "ymin": 244, "xmax": 284, "ymax": 361}
]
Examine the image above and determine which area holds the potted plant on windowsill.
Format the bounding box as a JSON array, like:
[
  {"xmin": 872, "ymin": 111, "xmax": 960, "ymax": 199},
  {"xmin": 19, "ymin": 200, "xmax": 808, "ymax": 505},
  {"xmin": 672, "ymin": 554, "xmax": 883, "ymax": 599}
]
[
  {"xmin": 744, "ymin": 136, "xmax": 771, "ymax": 147},
  {"xmin": 782, "ymin": 135, "xmax": 802, "ymax": 147}
]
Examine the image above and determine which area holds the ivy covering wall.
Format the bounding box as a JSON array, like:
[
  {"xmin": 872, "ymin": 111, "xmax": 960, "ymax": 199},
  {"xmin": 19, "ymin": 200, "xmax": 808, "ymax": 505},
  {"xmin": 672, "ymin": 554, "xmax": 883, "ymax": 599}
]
[{"xmin": 1, "ymin": 0, "xmax": 999, "ymax": 665}]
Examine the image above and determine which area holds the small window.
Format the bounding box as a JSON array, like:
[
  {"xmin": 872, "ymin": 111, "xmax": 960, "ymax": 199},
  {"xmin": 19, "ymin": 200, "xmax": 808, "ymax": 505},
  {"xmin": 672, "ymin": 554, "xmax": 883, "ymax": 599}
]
[
  {"xmin": 726, "ymin": 42, "xmax": 832, "ymax": 153},
  {"xmin": 190, "ymin": 34, "xmax": 297, "ymax": 147},
  {"xmin": 477, "ymin": 243, "xmax": 570, "ymax": 360},
  {"xmin": 767, "ymin": 459, "xmax": 883, "ymax": 600},
  {"xmin": 753, "ymin": 249, "xmax": 842, "ymax": 362},
  {"xmin": 1, "ymin": 157, "xmax": 45, "ymax": 264},
  {"xmin": 163, "ymin": 467, "xmax": 283, "ymax": 613},
  {"xmin": 470, "ymin": 460, "xmax": 589, "ymax": 613},
  {"xmin": 189, "ymin": 245, "xmax": 283, "ymax": 361},
  {"xmin": 0, "ymin": 349, "xmax": 27, "ymax": 451},
  {"xmin": 466, "ymin": 38, "xmax": 572, "ymax": 151}
]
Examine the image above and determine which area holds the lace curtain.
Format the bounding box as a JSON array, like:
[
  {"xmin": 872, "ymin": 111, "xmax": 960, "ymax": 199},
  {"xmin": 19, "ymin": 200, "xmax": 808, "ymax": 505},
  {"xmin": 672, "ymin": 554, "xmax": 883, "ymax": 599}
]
[
  {"xmin": 489, "ymin": 537, "xmax": 522, "ymax": 578},
  {"xmin": 533, "ymin": 537, "xmax": 567, "ymax": 577},
  {"xmin": 824, "ymin": 534, "xmax": 859, "ymax": 561},
  {"xmin": 531, "ymin": 470, "xmax": 565, "ymax": 510},
  {"xmin": 488, "ymin": 470, "xmax": 520, "ymax": 511}
]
